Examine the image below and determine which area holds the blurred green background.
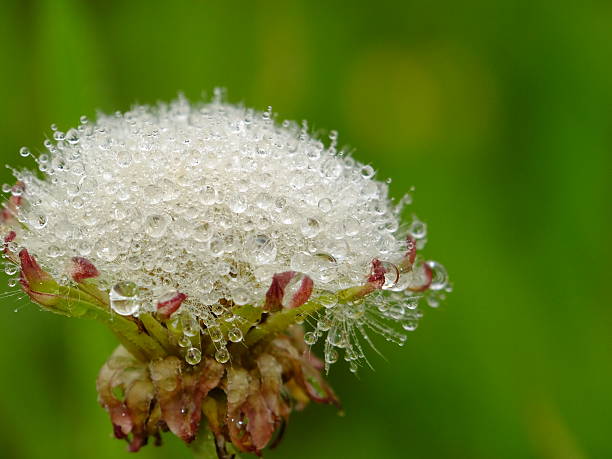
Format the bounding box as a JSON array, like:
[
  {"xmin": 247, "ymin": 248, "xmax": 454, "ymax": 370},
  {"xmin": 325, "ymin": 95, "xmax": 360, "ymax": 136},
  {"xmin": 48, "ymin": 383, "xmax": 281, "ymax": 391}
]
[{"xmin": 1, "ymin": 1, "xmax": 611, "ymax": 458}]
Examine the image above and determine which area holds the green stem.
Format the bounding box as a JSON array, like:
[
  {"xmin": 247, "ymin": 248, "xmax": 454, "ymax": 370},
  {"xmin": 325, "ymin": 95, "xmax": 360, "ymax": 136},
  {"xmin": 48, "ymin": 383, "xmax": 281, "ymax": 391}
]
[
  {"xmin": 189, "ymin": 421, "xmax": 219, "ymax": 459},
  {"xmin": 245, "ymin": 299, "xmax": 323, "ymax": 346}
]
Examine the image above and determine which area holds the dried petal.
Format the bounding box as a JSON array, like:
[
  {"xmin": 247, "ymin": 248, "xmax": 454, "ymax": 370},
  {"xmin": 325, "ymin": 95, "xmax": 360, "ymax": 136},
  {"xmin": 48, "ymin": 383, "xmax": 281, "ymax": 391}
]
[
  {"xmin": 225, "ymin": 370, "xmax": 275, "ymax": 454},
  {"xmin": 156, "ymin": 292, "xmax": 187, "ymax": 319},
  {"xmin": 264, "ymin": 271, "xmax": 296, "ymax": 312},
  {"xmin": 265, "ymin": 271, "xmax": 314, "ymax": 312},
  {"xmin": 283, "ymin": 274, "xmax": 314, "ymax": 309},
  {"xmin": 149, "ymin": 356, "xmax": 224, "ymax": 443},
  {"xmin": 70, "ymin": 256, "xmax": 100, "ymax": 283}
]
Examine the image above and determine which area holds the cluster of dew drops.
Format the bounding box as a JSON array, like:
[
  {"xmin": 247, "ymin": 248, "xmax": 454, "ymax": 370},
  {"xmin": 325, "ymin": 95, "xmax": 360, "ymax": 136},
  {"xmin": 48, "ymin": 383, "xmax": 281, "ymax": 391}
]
[{"xmin": 1, "ymin": 93, "xmax": 449, "ymax": 368}]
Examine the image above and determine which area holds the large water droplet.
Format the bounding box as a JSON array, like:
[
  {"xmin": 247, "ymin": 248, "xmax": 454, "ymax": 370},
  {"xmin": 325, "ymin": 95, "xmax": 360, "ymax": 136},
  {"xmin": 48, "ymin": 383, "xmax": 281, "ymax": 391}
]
[
  {"xmin": 144, "ymin": 213, "xmax": 171, "ymax": 238},
  {"xmin": 246, "ymin": 234, "xmax": 277, "ymax": 264},
  {"xmin": 318, "ymin": 198, "xmax": 333, "ymax": 213},
  {"xmin": 304, "ymin": 331, "xmax": 318, "ymax": 345},
  {"xmin": 301, "ymin": 217, "xmax": 321, "ymax": 238},
  {"xmin": 380, "ymin": 262, "xmax": 400, "ymax": 290},
  {"xmin": 200, "ymin": 185, "xmax": 218, "ymax": 205},
  {"xmin": 409, "ymin": 218, "xmax": 427, "ymax": 239},
  {"xmin": 208, "ymin": 325, "xmax": 223, "ymax": 342},
  {"xmin": 109, "ymin": 281, "xmax": 139, "ymax": 316},
  {"xmin": 228, "ymin": 327, "xmax": 243, "ymax": 343},
  {"xmin": 426, "ymin": 261, "xmax": 448, "ymax": 291},
  {"xmin": 215, "ymin": 347, "xmax": 230, "ymax": 363},
  {"xmin": 186, "ymin": 347, "xmax": 202, "ymax": 365},
  {"xmin": 312, "ymin": 253, "xmax": 337, "ymax": 283}
]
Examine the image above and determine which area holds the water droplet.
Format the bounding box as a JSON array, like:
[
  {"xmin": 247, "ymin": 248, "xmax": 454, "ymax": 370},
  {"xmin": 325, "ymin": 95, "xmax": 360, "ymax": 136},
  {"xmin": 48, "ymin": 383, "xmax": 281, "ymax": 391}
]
[
  {"xmin": 318, "ymin": 198, "xmax": 333, "ymax": 213},
  {"xmin": 167, "ymin": 316, "xmax": 182, "ymax": 334},
  {"xmin": 228, "ymin": 195, "xmax": 247, "ymax": 213},
  {"xmin": 317, "ymin": 315, "xmax": 333, "ymax": 331},
  {"xmin": 246, "ymin": 234, "xmax": 277, "ymax": 264},
  {"xmin": 215, "ymin": 347, "xmax": 230, "ymax": 363},
  {"xmin": 360, "ymin": 165, "xmax": 375, "ymax": 179},
  {"xmin": 200, "ymin": 185, "xmax": 218, "ymax": 205},
  {"xmin": 178, "ymin": 334, "xmax": 191, "ymax": 347},
  {"xmin": 312, "ymin": 253, "xmax": 337, "ymax": 283},
  {"xmin": 290, "ymin": 252, "xmax": 313, "ymax": 272},
  {"xmin": 232, "ymin": 287, "xmax": 250, "ymax": 306},
  {"xmin": 109, "ymin": 281, "xmax": 140, "ymax": 316},
  {"xmin": 211, "ymin": 303, "xmax": 225, "ymax": 316},
  {"xmin": 116, "ymin": 151, "xmax": 132, "ymax": 168},
  {"xmin": 186, "ymin": 347, "xmax": 202, "ymax": 365},
  {"xmin": 19, "ymin": 147, "xmax": 30, "ymax": 157},
  {"xmin": 402, "ymin": 320, "xmax": 418, "ymax": 331},
  {"xmin": 209, "ymin": 236, "xmax": 226, "ymax": 257},
  {"xmin": 175, "ymin": 315, "xmax": 195, "ymax": 337},
  {"xmin": 208, "ymin": 325, "xmax": 223, "ymax": 342},
  {"xmin": 301, "ymin": 217, "xmax": 321, "ymax": 238},
  {"xmin": 228, "ymin": 327, "xmax": 243, "ymax": 343},
  {"xmin": 4, "ymin": 262, "xmax": 18, "ymax": 276},
  {"xmin": 381, "ymin": 262, "xmax": 400, "ymax": 290},
  {"xmin": 144, "ymin": 213, "xmax": 171, "ymax": 238},
  {"xmin": 318, "ymin": 295, "xmax": 338, "ymax": 309},
  {"xmin": 79, "ymin": 176, "xmax": 98, "ymax": 194},
  {"xmin": 409, "ymin": 218, "xmax": 427, "ymax": 239},
  {"xmin": 65, "ymin": 128, "xmax": 80, "ymax": 144},
  {"xmin": 426, "ymin": 261, "xmax": 448, "ymax": 291},
  {"xmin": 304, "ymin": 331, "xmax": 317, "ymax": 345},
  {"xmin": 343, "ymin": 217, "xmax": 360, "ymax": 236},
  {"xmin": 325, "ymin": 348, "xmax": 339, "ymax": 364},
  {"xmin": 31, "ymin": 214, "xmax": 48, "ymax": 229}
]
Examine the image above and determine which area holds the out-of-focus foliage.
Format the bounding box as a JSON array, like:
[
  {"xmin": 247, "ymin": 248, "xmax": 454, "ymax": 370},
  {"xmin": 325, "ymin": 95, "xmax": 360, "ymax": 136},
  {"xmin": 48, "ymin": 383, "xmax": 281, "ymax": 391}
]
[{"xmin": 0, "ymin": 1, "xmax": 610, "ymax": 458}]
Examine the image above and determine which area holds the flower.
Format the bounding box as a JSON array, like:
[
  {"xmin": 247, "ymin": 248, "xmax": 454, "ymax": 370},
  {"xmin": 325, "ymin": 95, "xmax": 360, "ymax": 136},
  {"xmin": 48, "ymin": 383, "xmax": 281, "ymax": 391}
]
[{"xmin": 0, "ymin": 93, "xmax": 449, "ymax": 456}]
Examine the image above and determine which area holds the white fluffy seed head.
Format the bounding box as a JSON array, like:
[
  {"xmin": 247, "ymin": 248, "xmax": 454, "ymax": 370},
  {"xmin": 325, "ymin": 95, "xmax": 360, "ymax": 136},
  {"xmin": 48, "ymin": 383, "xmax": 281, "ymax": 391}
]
[{"xmin": 7, "ymin": 96, "xmax": 413, "ymax": 318}]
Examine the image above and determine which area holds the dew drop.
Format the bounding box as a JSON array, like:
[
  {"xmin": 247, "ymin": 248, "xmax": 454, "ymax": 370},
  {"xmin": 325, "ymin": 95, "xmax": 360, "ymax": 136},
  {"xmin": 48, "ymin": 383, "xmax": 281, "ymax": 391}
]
[
  {"xmin": 109, "ymin": 281, "xmax": 140, "ymax": 316},
  {"xmin": 178, "ymin": 314, "xmax": 198, "ymax": 337},
  {"xmin": 228, "ymin": 327, "xmax": 243, "ymax": 343},
  {"xmin": 4, "ymin": 262, "xmax": 18, "ymax": 276},
  {"xmin": 246, "ymin": 234, "xmax": 277, "ymax": 264},
  {"xmin": 32, "ymin": 214, "xmax": 48, "ymax": 229},
  {"xmin": 317, "ymin": 198, "xmax": 333, "ymax": 213},
  {"xmin": 186, "ymin": 347, "xmax": 202, "ymax": 365},
  {"xmin": 426, "ymin": 261, "xmax": 448, "ymax": 291},
  {"xmin": 319, "ymin": 295, "xmax": 338, "ymax": 309},
  {"xmin": 325, "ymin": 348, "xmax": 339, "ymax": 364},
  {"xmin": 304, "ymin": 331, "xmax": 317, "ymax": 345},
  {"xmin": 144, "ymin": 213, "xmax": 171, "ymax": 238},
  {"xmin": 215, "ymin": 347, "xmax": 230, "ymax": 364},
  {"xmin": 342, "ymin": 217, "xmax": 360, "ymax": 236},
  {"xmin": 200, "ymin": 185, "xmax": 218, "ymax": 205},
  {"xmin": 381, "ymin": 262, "xmax": 400, "ymax": 290},
  {"xmin": 116, "ymin": 151, "xmax": 132, "ymax": 168},
  {"xmin": 208, "ymin": 325, "xmax": 223, "ymax": 342},
  {"xmin": 178, "ymin": 334, "xmax": 191, "ymax": 348},
  {"xmin": 360, "ymin": 164, "xmax": 375, "ymax": 179},
  {"xmin": 409, "ymin": 218, "xmax": 427, "ymax": 239},
  {"xmin": 301, "ymin": 217, "xmax": 321, "ymax": 238},
  {"xmin": 232, "ymin": 287, "xmax": 250, "ymax": 306}
]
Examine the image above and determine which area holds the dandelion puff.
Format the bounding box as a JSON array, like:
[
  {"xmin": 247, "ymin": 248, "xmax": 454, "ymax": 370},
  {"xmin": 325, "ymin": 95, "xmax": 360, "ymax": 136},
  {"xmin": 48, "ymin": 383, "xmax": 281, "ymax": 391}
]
[{"xmin": 0, "ymin": 92, "xmax": 449, "ymax": 456}]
